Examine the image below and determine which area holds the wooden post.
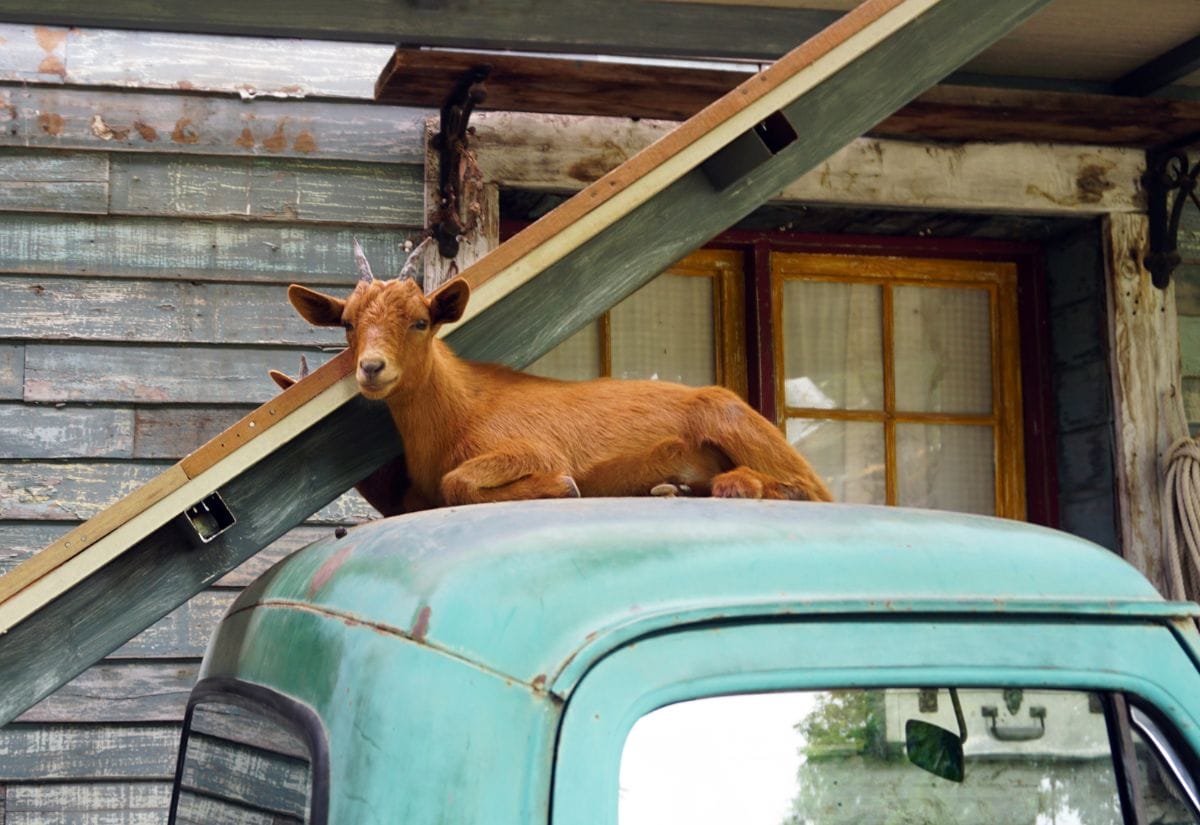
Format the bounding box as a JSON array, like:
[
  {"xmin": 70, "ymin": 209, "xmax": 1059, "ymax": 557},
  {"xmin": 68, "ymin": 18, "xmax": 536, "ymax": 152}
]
[
  {"xmin": 1104, "ymin": 213, "xmax": 1188, "ymax": 593},
  {"xmin": 422, "ymin": 118, "xmax": 500, "ymax": 293}
]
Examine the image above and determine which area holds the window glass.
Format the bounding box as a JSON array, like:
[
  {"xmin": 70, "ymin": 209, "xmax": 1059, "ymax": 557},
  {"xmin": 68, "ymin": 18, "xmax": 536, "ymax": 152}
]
[
  {"xmin": 527, "ymin": 321, "xmax": 602, "ymax": 381},
  {"xmin": 611, "ymin": 273, "xmax": 716, "ymax": 385},
  {"xmin": 893, "ymin": 285, "xmax": 992, "ymax": 415},
  {"xmin": 896, "ymin": 423, "xmax": 996, "ymax": 515},
  {"xmin": 786, "ymin": 418, "xmax": 884, "ymax": 504},
  {"xmin": 620, "ymin": 688, "xmax": 1131, "ymax": 825},
  {"xmin": 172, "ymin": 698, "xmax": 315, "ymax": 824},
  {"xmin": 781, "ymin": 279, "xmax": 883, "ymax": 411}
]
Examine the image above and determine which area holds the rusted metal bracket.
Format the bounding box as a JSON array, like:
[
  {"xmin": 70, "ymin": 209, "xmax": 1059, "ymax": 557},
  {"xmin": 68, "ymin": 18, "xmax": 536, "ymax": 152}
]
[
  {"xmin": 430, "ymin": 63, "xmax": 492, "ymax": 259},
  {"xmin": 1144, "ymin": 148, "xmax": 1200, "ymax": 289}
]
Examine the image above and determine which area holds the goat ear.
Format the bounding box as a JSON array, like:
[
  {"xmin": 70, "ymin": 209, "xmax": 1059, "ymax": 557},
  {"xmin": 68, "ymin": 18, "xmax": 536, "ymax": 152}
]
[
  {"xmin": 288, "ymin": 285, "xmax": 345, "ymax": 327},
  {"xmin": 429, "ymin": 278, "xmax": 470, "ymax": 326},
  {"xmin": 268, "ymin": 370, "xmax": 296, "ymax": 390}
]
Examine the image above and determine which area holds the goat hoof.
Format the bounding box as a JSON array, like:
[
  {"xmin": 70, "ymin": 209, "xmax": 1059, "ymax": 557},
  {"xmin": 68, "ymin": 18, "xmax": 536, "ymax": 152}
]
[
  {"xmin": 563, "ymin": 475, "xmax": 581, "ymax": 498},
  {"xmin": 651, "ymin": 483, "xmax": 679, "ymax": 497}
]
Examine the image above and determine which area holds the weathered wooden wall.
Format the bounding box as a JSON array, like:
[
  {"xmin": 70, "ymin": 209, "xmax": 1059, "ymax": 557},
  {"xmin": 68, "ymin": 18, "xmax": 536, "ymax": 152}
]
[{"xmin": 0, "ymin": 26, "xmax": 429, "ymax": 819}]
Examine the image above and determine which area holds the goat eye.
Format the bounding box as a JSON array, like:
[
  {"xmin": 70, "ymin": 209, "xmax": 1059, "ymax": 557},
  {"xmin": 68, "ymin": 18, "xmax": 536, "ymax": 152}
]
[{"xmin": 412, "ymin": 319, "xmax": 429, "ymax": 331}]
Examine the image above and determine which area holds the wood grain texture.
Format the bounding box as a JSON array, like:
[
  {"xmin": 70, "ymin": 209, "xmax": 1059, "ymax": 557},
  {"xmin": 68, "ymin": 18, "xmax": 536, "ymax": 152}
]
[
  {"xmin": 1104, "ymin": 213, "xmax": 1184, "ymax": 594},
  {"xmin": 109, "ymin": 154, "xmax": 423, "ymax": 225},
  {"xmin": 16, "ymin": 661, "xmax": 198, "ymax": 723},
  {"xmin": 3, "ymin": 781, "xmax": 171, "ymax": 824},
  {"xmin": 0, "ymin": 461, "xmax": 374, "ymax": 525},
  {"xmin": 0, "ymin": 3, "xmax": 838, "ymax": 62},
  {"xmin": 377, "ymin": 47, "xmax": 752, "ymax": 120},
  {"xmin": 0, "ymin": 23, "xmax": 67, "ymax": 85},
  {"xmin": 0, "ymin": 276, "xmax": 344, "ymax": 346},
  {"xmin": 0, "ymin": 345, "xmax": 24, "ymax": 400},
  {"xmin": 0, "ymin": 395, "xmax": 400, "ymax": 726},
  {"xmin": 0, "ymin": 404, "xmax": 135, "ymax": 459},
  {"xmin": 112, "ymin": 590, "xmax": 237, "ymax": 658},
  {"xmin": 475, "ymin": 112, "xmax": 1146, "ymax": 215},
  {"xmin": 0, "ymin": 725, "xmax": 180, "ymax": 780},
  {"xmin": 0, "ymin": 214, "xmax": 414, "ymax": 283},
  {"xmin": 0, "ymin": 149, "xmax": 109, "ymax": 214},
  {"xmin": 0, "ymin": 85, "xmax": 428, "ymax": 163},
  {"xmin": 134, "ymin": 407, "xmax": 257, "ymax": 459},
  {"xmin": 23, "ymin": 344, "xmax": 337, "ymax": 404}
]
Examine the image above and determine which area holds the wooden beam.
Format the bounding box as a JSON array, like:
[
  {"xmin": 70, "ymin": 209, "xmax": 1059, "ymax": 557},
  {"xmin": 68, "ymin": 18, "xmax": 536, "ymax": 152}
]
[
  {"xmin": 1112, "ymin": 32, "xmax": 1200, "ymax": 98},
  {"xmin": 470, "ymin": 112, "xmax": 1146, "ymax": 216},
  {"xmin": 445, "ymin": 0, "xmax": 1055, "ymax": 366},
  {"xmin": 0, "ymin": 2, "xmax": 838, "ymax": 61},
  {"xmin": 1104, "ymin": 214, "xmax": 1188, "ymax": 594}
]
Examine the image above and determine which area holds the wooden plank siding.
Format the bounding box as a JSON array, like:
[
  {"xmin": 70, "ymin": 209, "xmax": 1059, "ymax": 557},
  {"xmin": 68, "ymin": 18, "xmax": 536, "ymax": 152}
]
[{"xmin": 0, "ymin": 51, "xmax": 428, "ymax": 817}]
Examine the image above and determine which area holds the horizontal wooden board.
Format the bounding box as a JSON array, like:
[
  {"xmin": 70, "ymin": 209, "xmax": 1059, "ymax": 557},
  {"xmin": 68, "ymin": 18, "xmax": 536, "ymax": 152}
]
[
  {"xmin": 0, "ymin": 275, "xmax": 344, "ymax": 346},
  {"xmin": 1181, "ymin": 315, "xmax": 1200, "ymax": 376},
  {"xmin": 0, "ymin": 149, "xmax": 110, "ymax": 214},
  {"xmin": 0, "ymin": 724, "xmax": 179, "ymax": 781},
  {"xmin": 0, "ymin": 23, "xmax": 67, "ymax": 85},
  {"xmin": 17, "ymin": 661, "xmax": 198, "ymax": 723},
  {"xmin": 0, "ymin": 345, "xmax": 25, "ymax": 399},
  {"xmin": 0, "ymin": 461, "xmax": 376, "ymax": 524},
  {"xmin": 112, "ymin": 590, "xmax": 237, "ymax": 659},
  {"xmin": 23, "ymin": 345, "xmax": 338, "ymax": 404},
  {"xmin": 0, "ymin": 214, "xmax": 415, "ymax": 283},
  {"xmin": 135, "ymin": 406, "xmax": 257, "ymax": 460},
  {"xmin": 109, "ymin": 154, "xmax": 423, "ymax": 225},
  {"xmin": 3, "ymin": 780, "xmax": 171, "ymax": 824},
  {"xmin": 62, "ymin": 26, "xmax": 392, "ymax": 100},
  {"xmin": 0, "ymin": 404, "xmax": 135, "ymax": 459},
  {"xmin": 0, "ymin": 85, "xmax": 428, "ymax": 163}
]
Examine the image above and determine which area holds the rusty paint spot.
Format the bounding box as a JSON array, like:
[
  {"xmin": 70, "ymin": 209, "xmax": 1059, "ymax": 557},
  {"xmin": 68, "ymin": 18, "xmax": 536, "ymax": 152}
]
[
  {"xmin": 133, "ymin": 120, "xmax": 158, "ymax": 142},
  {"xmin": 235, "ymin": 127, "xmax": 255, "ymax": 150},
  {"xmin": 411, "ymin": 605, "xmax": 432, "ymax": 641},
  {"xmin": 37, "ymin": 112, "xmax": 64, "ymax": 136},
  {"xmin": 308, "ymin": 545, "xmax": 353, "ymax": 598},
  {"xmin": 172, "ymin": 117, "xmax": 199, "ymax": 144},
  {"xmin": 262, "ymin": 122, "xmax": 287, "ymax": 153},
  {"xmin": 28, "ymin": 284, "xmax": 45, "ymax": 295},
  {"xmin": 37, "ymin": 54, "xmax": 66, "ymax": 79},
  {"xmin": 175, "ymin": 80, "xmax": 196, "ymax": 91},
  {"xmin": 293, "ymin": 130, "xmax": 317, "ymax": 153},
  {"xmin": 1076, "ymin": 163, "xmax": 1115, "ymax": 204},
  {"xmin": 33, "ymin": 26, "xmax": 67, "ymax": 53},
  {"xmin": 567, "ymin": 157, "xmax": 615, "ymax": 183},
  {"xmin": 532, "ymin": 674, "xmax": 547, "ymax": 692}
]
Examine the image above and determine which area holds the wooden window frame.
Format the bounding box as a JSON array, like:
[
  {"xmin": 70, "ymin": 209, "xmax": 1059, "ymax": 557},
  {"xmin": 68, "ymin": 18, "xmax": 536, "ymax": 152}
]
[{"xmin": 770, "ymin": 252, "xmax": 1025, "ymax": 519}]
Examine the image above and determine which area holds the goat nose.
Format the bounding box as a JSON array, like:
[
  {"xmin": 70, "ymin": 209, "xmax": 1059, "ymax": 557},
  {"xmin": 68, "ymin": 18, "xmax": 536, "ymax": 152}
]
[{"xmin": 359, "ymin": 358, "xmax": 385, "ymax": 378}]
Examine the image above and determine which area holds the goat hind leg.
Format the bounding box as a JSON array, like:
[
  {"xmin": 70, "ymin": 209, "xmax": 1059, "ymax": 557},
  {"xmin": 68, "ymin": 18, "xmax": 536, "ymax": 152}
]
[
  {"xmin": 441, "ymin": 447, "xmax": 579, "ymax": 505},
  {"xmin": 577, "ymin": 437, "xmax": 730, "ymax": 497},
  {"xmin": 689, "ymin": 388, "xmax": 833, "ymax": 502}
]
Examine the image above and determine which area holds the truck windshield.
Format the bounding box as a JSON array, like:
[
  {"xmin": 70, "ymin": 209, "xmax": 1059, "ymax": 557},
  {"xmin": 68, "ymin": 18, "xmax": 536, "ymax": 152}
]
[{"xmin": 619, "ymin": 688, "xmax": 1200, "ymax": 825}]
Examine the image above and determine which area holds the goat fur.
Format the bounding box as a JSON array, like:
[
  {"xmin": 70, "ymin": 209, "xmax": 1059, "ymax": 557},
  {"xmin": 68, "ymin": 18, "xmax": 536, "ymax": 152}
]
[{"xmin": 287, "ymin": 274, "xmax": 832, "ymax": 507}]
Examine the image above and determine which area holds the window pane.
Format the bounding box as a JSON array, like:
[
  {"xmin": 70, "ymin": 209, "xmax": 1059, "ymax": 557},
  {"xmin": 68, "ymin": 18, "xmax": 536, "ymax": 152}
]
[
  {"xmin": 781, "ymin": 280, "xmax": 883, "ymax": 411},
  {"xmin": 620, "ymin": 688, "xmax": 1124, "ymax": 825},
  {"xmin": 897, "ymin": 423, "xmax": 995, "ymax": 515},
  {"xmin": 526, "ymin": 321, "xmax": 602, "ymax": 381},
  {"xmin": 611, "ymin": 274, "xmax": 715, "ymax": 385},
  {"xmin": 786, "ymin": 418, "xmax": 883, "ymax": 505},
  {"xmin": 894, "ymin": 285, "xmax": 992, "ymax": 414}
]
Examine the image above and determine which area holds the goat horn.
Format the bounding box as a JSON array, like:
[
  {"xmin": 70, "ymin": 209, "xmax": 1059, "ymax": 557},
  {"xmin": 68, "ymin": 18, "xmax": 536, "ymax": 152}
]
[
  {"xmin": 298, "ymin": 354, "xmax": 310, "ymax": 380},
  {"xmin": 352, "ymin": 237, "xmax": 375, "ymax": 283}
]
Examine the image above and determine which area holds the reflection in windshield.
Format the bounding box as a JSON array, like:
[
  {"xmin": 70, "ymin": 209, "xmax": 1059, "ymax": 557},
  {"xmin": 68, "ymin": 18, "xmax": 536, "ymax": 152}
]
[{"xmin": 619, "ymin": 688, "xmax": 1135, "ymax": 825}]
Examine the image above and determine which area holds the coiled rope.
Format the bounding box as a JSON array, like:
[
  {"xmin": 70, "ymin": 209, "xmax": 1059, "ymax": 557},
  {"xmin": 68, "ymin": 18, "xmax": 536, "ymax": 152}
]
[{"xmin": 1162, "ymin": 437, "xmax": 1200, "ymax": 603}]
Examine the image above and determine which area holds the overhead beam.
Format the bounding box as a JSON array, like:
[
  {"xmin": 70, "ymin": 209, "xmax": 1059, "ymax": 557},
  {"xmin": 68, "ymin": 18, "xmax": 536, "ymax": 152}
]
[
  {"xmin": 1112, "ymin": 32, "xmax": 1200, "ymax": 97},
  {"xmin": 0, "ymin": 1, "xmax": 837, "ymax": 61}
]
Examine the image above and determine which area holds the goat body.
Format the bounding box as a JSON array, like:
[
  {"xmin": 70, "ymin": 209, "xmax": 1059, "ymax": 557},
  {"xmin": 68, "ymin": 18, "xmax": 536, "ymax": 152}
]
[{"xmin": 289, "ymin": 269, "xmax": 832, "ymax": 507}]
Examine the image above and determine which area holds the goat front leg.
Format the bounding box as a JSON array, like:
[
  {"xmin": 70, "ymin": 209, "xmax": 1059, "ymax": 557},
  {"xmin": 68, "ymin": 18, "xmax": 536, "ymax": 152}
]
[{"xmin": 440, "ymin": 446, "xmax": 579, "ymax": 505}]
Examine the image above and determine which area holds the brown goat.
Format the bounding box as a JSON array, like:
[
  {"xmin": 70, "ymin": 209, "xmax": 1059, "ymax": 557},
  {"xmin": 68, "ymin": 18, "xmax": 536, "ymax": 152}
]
[{"xmin": 287, "ymin": 260, "xmax": 831, "ymax": 507}]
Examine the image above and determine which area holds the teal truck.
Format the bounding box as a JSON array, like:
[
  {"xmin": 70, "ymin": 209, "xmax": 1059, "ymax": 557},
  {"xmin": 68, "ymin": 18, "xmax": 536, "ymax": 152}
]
[{"xmin": 168, "ymin": 499, "xmax": 1200, "ymax": 825}]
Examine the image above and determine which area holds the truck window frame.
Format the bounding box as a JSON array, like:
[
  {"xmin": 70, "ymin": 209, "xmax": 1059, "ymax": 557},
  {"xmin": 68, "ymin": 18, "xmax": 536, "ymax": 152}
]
[{"xmin": 551, "ymin": 617, "xmax": 1200, "ymax": 825}]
